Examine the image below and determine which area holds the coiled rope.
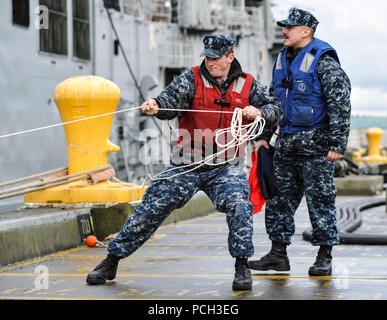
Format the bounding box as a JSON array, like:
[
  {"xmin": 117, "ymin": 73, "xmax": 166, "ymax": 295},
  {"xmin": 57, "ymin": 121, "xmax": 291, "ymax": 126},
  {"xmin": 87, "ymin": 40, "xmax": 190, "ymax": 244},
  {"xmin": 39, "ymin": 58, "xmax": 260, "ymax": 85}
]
[{"xmin": 141, "ymin": 107, "xmax": 265, "ymax": 186}]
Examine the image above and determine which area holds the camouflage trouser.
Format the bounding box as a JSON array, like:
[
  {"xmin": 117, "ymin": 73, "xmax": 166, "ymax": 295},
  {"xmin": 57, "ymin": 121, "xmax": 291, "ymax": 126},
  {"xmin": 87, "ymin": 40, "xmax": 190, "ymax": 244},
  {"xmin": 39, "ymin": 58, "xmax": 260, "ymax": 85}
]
[
  {"xmin": 265, "ymin": 152, "xmax": 340, "ymax": 246},
  {"xmin": 108, "ymin": 164, "xmax": 254, "ymax": 259}
]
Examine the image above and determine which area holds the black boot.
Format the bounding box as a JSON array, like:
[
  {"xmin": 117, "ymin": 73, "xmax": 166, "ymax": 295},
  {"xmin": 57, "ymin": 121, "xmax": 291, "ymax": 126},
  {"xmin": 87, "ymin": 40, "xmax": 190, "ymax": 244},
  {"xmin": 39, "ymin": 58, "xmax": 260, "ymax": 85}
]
[
  {"xmin": 308, "ymin": 246, "xmax": 332, "ymax": 276},
  {"xmin": 247, "ymin": 241, "xmax": 290, "ymax": 271},
  {"xmin": 86, "ymin": 253, "xmax": 120, "ymax": 284},
  {"xmin": 232, "ymin": 258, "xmax": 252, "ymax": 291}
]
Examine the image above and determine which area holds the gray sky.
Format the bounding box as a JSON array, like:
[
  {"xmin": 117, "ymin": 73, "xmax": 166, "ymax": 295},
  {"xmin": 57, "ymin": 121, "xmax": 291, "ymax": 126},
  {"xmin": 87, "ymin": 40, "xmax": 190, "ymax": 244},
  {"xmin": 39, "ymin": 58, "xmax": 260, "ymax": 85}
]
[{"xmin": 271, "ymin": 0, "xmax": 387, "ymax": 115}]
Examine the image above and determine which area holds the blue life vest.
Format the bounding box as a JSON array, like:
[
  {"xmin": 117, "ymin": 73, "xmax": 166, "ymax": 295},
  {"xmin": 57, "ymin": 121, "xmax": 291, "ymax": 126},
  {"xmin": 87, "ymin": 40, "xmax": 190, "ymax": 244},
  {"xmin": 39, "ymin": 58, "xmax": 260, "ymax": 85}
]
[{"xmin": 272, "ymin": 38, "xmax": 340, "ymax": 134}]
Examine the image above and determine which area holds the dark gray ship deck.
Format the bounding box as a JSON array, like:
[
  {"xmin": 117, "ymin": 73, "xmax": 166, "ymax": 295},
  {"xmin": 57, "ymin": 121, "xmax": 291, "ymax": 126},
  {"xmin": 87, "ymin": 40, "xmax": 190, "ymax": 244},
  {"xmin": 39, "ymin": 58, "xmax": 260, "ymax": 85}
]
[{"xmin": 0, "ymin": 195, "xmax": 386, "ymax": 301}]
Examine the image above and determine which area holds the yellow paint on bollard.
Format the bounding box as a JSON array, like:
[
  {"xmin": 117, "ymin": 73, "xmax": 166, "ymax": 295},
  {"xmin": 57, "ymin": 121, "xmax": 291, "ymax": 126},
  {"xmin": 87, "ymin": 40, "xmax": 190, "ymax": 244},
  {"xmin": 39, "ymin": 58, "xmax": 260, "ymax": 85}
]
[
  {"xmin": 55, "ymin": 75, "xmax": 121, "ymax": 174},
  {"xmin": 354, "ymin": 127, "xmax": 387, "ymax": 164},
  {"xmin": 24, "ymin": 75, "xmax": 146, "ymax": 204},
  {"xmin": 365, "ymin": 128, "xmax": 384, "ymax": 161}
]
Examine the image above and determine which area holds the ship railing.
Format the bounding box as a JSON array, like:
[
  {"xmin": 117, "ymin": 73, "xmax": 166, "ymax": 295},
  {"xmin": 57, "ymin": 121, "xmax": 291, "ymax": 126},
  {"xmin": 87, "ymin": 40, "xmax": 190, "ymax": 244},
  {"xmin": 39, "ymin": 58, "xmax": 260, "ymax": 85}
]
[
  {"xmin": 158, "ymin": 38, "xmax": 195, "ymax": 68},
  {"xmin": 211, "ymin": 5, "xmax": 265, "ymax": 37},
  {"xmin": 273, "ymin": 25, "xmax": 283, "ymax": 43},
  {"xmin": 119, "ymin": 0, "xmax": 267, "ymax": 36},
  {"xmin": 120, "ymin": 0, "xmax": 173, "ymax": 23},
  {"xmin": 267, "ymin": 24, "xmax": 284, "ymax": 53}
]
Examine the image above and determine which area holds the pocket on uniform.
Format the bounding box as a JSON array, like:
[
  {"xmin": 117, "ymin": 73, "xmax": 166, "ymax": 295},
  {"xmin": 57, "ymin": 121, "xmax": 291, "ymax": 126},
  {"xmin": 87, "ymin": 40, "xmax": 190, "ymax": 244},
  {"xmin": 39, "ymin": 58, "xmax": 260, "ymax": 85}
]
[{"xmin": 291, "ymin": 105, "xmax": 313, "ymax": 127}]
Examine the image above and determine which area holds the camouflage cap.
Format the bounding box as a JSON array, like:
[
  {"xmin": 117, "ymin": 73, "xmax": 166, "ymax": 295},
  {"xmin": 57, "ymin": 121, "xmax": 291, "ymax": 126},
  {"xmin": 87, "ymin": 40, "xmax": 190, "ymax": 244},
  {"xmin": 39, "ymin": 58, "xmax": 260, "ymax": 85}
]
[
  {"xmin": 277, "ymin": 8, "xmax": 319, "ymax": 31},
  {"xmin": 200, "ymin": 35, "xmax": 235, "ymax": 58}
]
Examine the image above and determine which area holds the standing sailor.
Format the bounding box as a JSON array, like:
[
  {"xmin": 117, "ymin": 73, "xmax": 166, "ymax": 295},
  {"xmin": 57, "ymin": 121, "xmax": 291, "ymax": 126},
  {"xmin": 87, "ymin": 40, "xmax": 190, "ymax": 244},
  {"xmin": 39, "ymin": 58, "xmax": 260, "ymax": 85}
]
[
  {"xmin": 86, "ymin": 34, "xmax": 281, "ymax": 290},
  {"xmin": 249, "ymin": 8, "xmax": 351, "ymax": 276}
]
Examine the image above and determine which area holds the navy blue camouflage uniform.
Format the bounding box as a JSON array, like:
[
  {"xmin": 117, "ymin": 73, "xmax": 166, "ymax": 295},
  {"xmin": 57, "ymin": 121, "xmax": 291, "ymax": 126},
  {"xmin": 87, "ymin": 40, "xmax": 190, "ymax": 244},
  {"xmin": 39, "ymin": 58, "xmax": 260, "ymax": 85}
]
[
  {"xmin": 258, "ymin": 9, "xmax": 352, "ymax": 246},
  {"xmin": 108, "ymin": 35, "xmax": 282, "ymax": 259}
]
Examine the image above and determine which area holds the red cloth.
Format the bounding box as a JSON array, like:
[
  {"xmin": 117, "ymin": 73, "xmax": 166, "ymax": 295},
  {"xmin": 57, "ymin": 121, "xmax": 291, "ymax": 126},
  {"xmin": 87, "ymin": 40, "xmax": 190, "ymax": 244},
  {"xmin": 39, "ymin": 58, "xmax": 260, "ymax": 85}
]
[{"xmin": 248, "ymin": 150, "xmax": 266, "ymax": 214}]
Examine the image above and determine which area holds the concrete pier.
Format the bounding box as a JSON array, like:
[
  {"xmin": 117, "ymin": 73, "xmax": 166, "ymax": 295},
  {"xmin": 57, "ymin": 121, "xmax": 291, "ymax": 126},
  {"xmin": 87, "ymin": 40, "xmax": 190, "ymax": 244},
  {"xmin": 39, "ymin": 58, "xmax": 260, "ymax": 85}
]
[
  {"xmin": 0, "ymin": 192, "xmax": 214, "ymax": 266},
  {"xmin": 1, "ymin": 193, "xmax": 387, "ymax": 301}
]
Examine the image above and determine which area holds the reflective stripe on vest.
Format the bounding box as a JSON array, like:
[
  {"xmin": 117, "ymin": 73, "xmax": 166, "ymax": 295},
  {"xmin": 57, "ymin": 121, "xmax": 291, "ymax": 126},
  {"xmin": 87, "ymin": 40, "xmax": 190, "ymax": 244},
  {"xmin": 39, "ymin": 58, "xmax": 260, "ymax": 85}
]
[
  {"xmin": 275, "ymin": 52, "xmax": 283, "ymax": 70},
  {"xmin": 275, "ymin": 51, "xmax": 315, "ymax": 73},
  {"xmin": 200, "ymin": 72, "xmax": 213, "ymax": 88},
  {"xmin": 299, "ymin": 52, "xmax": 315, "ymax": 73},
  {"xmin": 199, "ymin": 72, "xmax": 247, "ymax": 93},
  {"xmin": 232, "ymin": 77, "xmax": 246, "ymax": 93}
]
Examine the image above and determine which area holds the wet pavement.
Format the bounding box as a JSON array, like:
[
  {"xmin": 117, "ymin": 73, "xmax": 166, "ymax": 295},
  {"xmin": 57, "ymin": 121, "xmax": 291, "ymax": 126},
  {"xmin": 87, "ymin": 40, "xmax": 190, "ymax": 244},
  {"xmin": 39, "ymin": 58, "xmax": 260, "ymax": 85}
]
[{"xmin": 1, "ymin": 195, "xmax": 387, "ymax": 301}]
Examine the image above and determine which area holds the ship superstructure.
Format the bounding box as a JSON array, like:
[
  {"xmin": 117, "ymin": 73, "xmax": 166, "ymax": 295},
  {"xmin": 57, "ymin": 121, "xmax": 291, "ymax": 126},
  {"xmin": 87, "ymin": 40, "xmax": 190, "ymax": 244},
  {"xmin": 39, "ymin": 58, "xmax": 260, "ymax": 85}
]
[{"xmin": 0, "ymin": 0, "xmax": 281, "ymax": 210}]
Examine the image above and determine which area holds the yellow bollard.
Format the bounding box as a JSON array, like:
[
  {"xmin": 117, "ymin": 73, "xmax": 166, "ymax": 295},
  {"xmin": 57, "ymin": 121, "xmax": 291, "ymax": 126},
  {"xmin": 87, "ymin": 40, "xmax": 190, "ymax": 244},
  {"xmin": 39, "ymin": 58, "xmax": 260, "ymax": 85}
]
[
  {"xmin": 366, "ymin": 128, "xmax": 383, "ymax": 160},
  {"xmin": 24, "ymin": 75, "xmax": 147, "ymax": 204},
  {"xmin": 55, "ymin": 75, "xmax": 121, "ymax": 174},
  {"xmin": 355, "ymin": 127, "xmax": 387, "ymax": 164}
]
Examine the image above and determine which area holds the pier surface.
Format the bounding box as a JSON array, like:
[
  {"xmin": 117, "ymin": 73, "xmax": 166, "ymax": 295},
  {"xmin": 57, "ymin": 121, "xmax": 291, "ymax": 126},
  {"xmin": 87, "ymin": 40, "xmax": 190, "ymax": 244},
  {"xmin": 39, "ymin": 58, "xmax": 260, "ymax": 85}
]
[{"xmin": 1, "ymin": 194, "xmax": 387, "ymax": 301}]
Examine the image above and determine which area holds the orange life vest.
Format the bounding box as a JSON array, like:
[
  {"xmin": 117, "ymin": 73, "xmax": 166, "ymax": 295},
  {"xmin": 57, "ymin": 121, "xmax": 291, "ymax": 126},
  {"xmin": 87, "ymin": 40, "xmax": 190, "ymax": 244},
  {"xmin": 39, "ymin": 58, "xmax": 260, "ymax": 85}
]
[{"xmin": 176, "ymin": 66, "xmax": 253, "ymax": 160}]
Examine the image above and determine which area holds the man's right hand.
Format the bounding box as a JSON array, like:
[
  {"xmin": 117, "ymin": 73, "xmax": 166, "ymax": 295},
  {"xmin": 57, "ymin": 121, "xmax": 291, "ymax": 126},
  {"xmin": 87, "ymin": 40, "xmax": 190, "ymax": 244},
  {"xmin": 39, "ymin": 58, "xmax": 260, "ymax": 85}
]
[
  {"xmin": 141, "ymin": 99, "xmax": 159, "ymax": 115},
  {"xmin": 254, "ymin": 139, "xmax": 269, "ymax": 152}
]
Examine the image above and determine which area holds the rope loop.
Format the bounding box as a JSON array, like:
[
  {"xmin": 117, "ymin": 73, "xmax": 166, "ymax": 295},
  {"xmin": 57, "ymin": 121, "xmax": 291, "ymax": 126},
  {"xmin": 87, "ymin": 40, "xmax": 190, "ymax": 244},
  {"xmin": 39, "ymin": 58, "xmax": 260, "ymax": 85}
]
[{"xmin": 142, "ymin": 107, "xmax": 265, "ymax": 186}]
